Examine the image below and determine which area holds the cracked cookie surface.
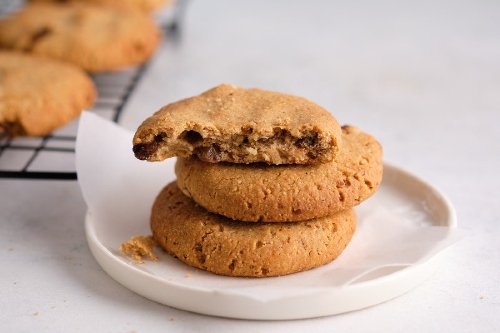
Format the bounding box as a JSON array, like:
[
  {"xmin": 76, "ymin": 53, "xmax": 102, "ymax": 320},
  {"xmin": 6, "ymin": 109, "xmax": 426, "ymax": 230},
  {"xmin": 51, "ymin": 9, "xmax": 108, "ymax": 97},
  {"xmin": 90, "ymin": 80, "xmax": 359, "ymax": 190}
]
[
  {"xmin": 133, "ymin": 84, "xmax": 342, "ymax": 165},
  {"xmin": 0, "ymin": 2, "xmax": 161, "ymax": 72},
  {"xmin": 150, "ymin": 181, "xmax": 356, "ymax": 277},
  {"xmin": 175, "ymin": 125, "xmax": 383, "ymax": 222},
  {"xmin": 0, "ymin": 51, "xmax": 96, "ymax": 137}
]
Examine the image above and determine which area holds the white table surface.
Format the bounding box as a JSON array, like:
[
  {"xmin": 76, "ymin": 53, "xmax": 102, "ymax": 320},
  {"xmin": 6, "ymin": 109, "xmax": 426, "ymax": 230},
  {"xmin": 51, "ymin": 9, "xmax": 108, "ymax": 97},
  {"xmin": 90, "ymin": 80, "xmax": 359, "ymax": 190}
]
[{"xmin": 1, "ymin": 0, "xmax": 499, "ymax": 332}]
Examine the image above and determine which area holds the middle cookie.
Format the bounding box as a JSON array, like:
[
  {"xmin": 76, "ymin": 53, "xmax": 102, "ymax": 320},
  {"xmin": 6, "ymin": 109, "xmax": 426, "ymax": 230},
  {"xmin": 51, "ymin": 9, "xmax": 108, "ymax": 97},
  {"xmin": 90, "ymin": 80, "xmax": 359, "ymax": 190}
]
[{"xmin": 176, "ymin": 125, "xmax": 383, "ymax": 222}]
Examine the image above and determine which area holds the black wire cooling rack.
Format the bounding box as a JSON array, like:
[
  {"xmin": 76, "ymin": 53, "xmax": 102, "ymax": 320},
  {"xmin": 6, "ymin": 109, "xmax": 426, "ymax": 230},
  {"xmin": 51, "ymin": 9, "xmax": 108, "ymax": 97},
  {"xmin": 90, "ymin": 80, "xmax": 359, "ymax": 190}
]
[{"xmin": 0, "ymin": 0, "xmax": 186, "ymax": 180}]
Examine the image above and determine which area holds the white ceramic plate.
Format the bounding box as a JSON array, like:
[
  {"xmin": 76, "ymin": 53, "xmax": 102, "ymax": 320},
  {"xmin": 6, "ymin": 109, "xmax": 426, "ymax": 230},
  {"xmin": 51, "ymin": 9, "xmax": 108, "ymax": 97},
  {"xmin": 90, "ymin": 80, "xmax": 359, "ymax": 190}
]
[{"xmin": 85, "ymin": 163, "xmax": 456, "ymax": 320}]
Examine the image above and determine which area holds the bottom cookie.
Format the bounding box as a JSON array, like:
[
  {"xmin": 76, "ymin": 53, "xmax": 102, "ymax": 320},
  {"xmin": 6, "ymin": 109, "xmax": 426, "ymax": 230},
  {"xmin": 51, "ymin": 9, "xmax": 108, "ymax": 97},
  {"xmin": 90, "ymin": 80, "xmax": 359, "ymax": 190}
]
[{"xmin": 151, "ymin": 182, "xmax": 357, "ymax": 277}]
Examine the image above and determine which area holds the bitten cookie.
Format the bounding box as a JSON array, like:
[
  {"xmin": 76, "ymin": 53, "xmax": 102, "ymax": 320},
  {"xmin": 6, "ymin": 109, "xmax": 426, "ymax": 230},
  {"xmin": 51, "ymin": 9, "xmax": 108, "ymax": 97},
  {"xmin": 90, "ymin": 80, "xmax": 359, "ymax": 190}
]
[
  {"xmin": 133, "ymin": 84, "xmax": 342, "ymax": 165},
  {"xmin": 0, "ymin": 51, "xmax": 96, "ymax": 137},
  {"xmin": 30, "ymin": 0, "xmax": 173, "ymax": 13},
  {"xmin": 176, "ymin": 125, "xmax": 383, "ymax": 222},
  {"xmin": 151, "ymin": 182, "xmax": 357, "ymax": 277},
  {"xmin": 0, "ymin": 2, "xmax": 161, "ymax": 72}
]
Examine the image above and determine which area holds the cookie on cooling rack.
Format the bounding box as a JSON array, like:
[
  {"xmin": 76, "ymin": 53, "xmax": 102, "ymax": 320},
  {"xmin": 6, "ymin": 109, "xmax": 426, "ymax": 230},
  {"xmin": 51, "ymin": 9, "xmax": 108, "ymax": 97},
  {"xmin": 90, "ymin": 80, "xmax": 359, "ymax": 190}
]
[
  {"xmin": 133, "ymin": 84, "xmax": 342, "ymax": 165},
  {"xmin": 150, "ymin": 181, "xmax": 357, "ymax": 277},
  {"xmin": 0, "ymin": 2, "xmax": 161, "ymax": 72},
  {"xmin": 30, "ymin": 0, "xmax": 174, "ymax": 13},
  {"xmin": 175, "ymin": 125, "xmax": 383, "ymax": 222},
  {"xmin": 0, "ymin": 51, "xmax": 96, "ymax": 137}
]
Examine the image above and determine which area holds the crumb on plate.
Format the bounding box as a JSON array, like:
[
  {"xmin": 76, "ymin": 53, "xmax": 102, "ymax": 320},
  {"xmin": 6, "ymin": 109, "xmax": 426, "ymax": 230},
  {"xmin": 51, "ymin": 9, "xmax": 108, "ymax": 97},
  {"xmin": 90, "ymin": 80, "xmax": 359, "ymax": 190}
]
[{"xmin": 120, "ymin": 235, "xmax": 159, "ymax": 263}]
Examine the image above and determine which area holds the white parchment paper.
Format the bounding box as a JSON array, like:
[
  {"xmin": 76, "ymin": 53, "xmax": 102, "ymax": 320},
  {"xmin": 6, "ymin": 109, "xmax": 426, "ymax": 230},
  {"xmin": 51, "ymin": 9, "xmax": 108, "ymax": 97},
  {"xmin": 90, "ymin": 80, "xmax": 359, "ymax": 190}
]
[{"xmin": 76, "ymin": 112, "xmax": 464, "ymax": 301}]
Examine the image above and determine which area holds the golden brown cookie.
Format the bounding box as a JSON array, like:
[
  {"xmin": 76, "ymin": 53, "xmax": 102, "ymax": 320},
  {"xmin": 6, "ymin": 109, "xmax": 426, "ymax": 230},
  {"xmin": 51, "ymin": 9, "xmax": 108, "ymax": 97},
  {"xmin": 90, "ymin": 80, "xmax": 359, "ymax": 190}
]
[
  {"xmin": 151, "ymin": 182, "xmax": 357, "ymax": 277},
  {"xmin": 175, "ymin": 125, "xmax": 383, "ymax": 222},
  {"xmin": 30, "ymin": 0, "xmax": 173, "ymax": 13},
  {"xmin": 133, "ymin": 84, "xmax": 342, "ymax": 165},
  {"xmin": 0, "ymin": 51, "xmax": 96, "ymax": 137},
  {"xmin": 0, "ymin": 2, "xmax": 161, "ymax": 72}
]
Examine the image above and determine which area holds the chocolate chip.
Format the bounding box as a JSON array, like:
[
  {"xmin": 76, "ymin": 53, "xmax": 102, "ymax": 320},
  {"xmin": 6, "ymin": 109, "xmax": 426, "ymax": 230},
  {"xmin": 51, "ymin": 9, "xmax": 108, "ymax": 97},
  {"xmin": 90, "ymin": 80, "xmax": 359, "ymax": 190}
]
[
  {"xmin": 133, "ymin": 134, "xmax": 165, "ymax": 160},
  {"xmin": 24, "ymin": 27, "xmax": 52, "ymax": 51},
  {"xmin": 341, "ymin": 125, "xmax": 357, "ymax": 134},
  {"xmin": 195, "ymin": 144, "xmax": 222, "ymax": 163},
  {"xmin": 133, "ymin": 142, "xmax": 157, "ymax": 160},
  {"xmin": 295, "ymin": 134, "xmax": 317, "ymax": 148}
]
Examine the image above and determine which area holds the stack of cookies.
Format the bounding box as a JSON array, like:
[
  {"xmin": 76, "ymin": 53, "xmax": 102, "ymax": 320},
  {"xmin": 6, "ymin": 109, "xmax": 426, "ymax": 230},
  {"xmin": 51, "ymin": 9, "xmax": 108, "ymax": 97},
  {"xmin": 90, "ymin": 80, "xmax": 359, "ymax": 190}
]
[
  {"xmin": 132, "ymin": 84, "xmax": 383, "ymax": 277},
  {"xmin": 0, "ymin": 0, "xmax": 170, "ymax": 137}
]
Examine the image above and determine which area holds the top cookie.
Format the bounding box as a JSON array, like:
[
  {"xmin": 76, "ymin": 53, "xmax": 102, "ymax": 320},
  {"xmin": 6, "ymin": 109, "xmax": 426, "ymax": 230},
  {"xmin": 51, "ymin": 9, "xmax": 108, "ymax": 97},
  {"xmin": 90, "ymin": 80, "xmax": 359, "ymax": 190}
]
[
  {"xmin": 30, "ymin": 0, "xmax": 173, "ymax": 13},
  {"xmin": 0, "ymin": 2, "xmax": 161, "ymax": 72},
  {"xmin": 133, "ymin": 84, "xmax": 342, "ymax": 165},
  {"xmin": 0, "ymin": 51, "xmax": 96, "ymax": 137}
]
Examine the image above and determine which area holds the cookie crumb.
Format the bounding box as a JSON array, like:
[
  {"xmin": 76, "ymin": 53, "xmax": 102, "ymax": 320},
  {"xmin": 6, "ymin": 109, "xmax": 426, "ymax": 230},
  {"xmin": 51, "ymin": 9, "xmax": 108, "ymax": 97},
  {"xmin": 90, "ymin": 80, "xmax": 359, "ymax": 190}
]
[
  {"xmin": 34, "ymin": 311, "xmax": 39, "ymax": 316},
  {"xmin": 168, "ymin": 318, "xmax": 174, "ymax": 322},
  {"xmin": 186, "ymin": 273, "xmax": 192, "ymax": 278},
  {"xmin": 480, "ymin": 295, "xmax": 486, "ymax": 300},
  {"xmin": 120, "ymin": 235, "xmax": 159, "ymax": 263}
]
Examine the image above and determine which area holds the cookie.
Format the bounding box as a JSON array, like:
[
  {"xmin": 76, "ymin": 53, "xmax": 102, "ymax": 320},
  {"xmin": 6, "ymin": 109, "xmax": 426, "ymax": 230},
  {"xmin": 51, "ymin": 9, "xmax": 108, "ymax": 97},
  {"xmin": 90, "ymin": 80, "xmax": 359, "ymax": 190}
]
[
  {"xmin": 30, "ymin": 0, "xmax": 173, "ymax": 13},
  {"xmin": 0, "ymin": 2, "xmax": 161, "ymax": 72},
  {"xmin": 175, "ymin": 125, "xmax": 383, "ymax": 222},
  {"xmin": 133, "ymin": 84, "xmax": 342, "ymax": 165},
  {"xmin": 151, "ymin": 182, "xmax": 357, "ymax": 277},
  {"xmin": 0, "ymin": 51, "xmax": 96, "ymax": 137}
]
